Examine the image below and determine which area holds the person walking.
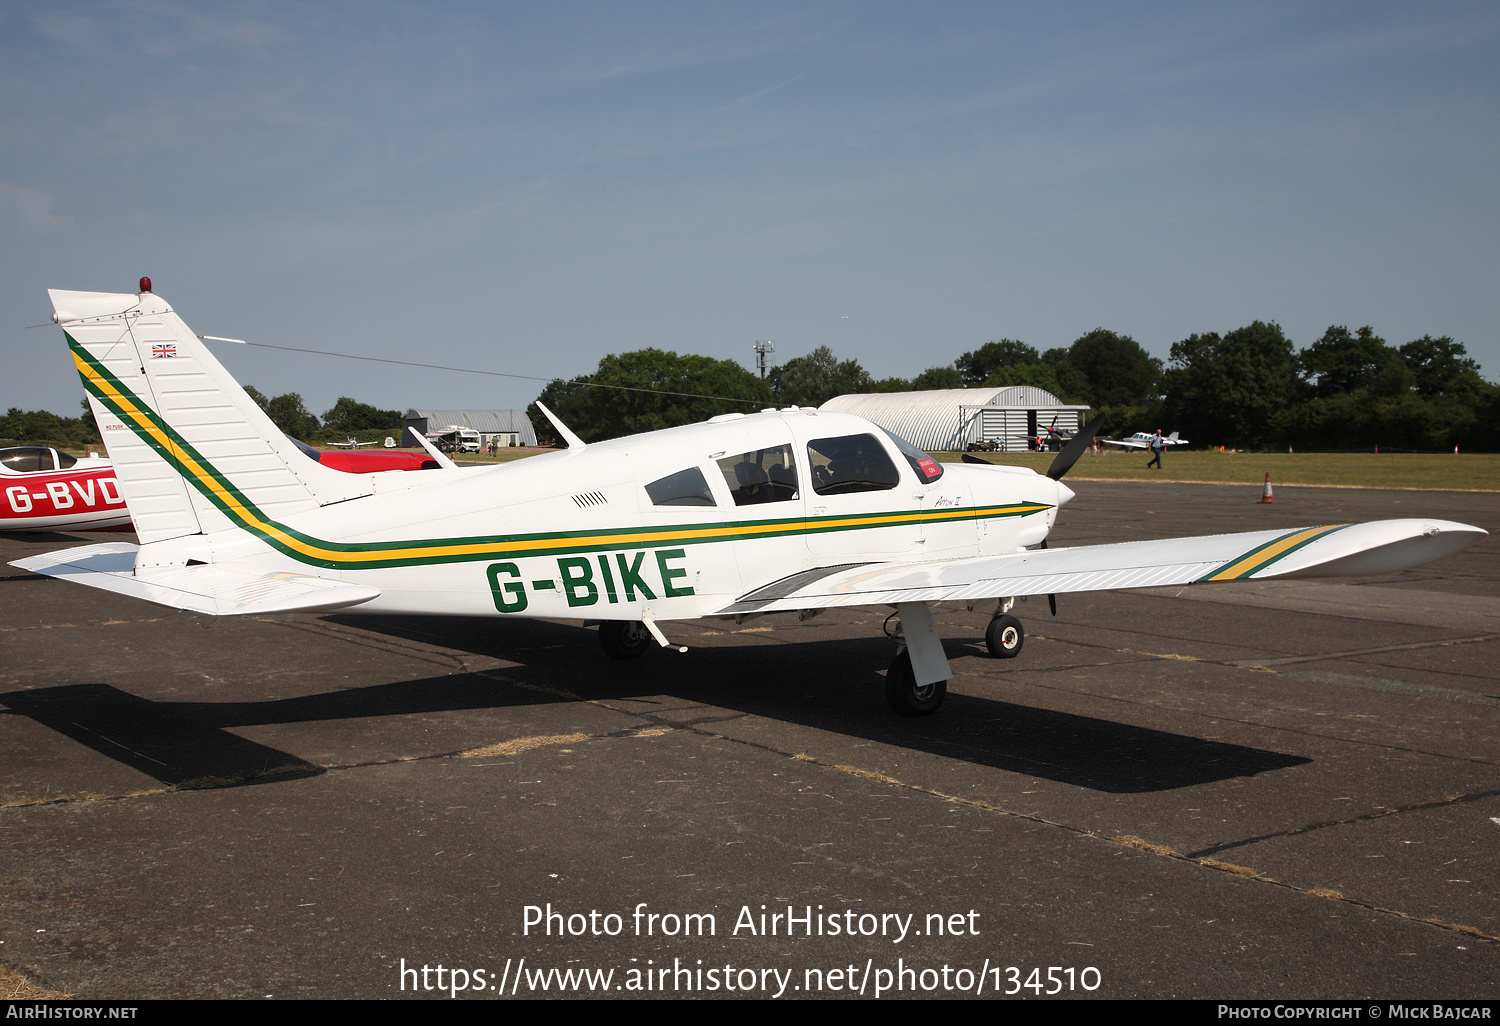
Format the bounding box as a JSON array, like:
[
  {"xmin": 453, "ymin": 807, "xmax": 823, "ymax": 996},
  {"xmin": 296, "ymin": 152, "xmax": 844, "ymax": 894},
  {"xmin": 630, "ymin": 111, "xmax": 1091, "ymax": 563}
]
[{"xmin": 1147, "ymin": 428, "xmax": 1164, "ymax": 469}]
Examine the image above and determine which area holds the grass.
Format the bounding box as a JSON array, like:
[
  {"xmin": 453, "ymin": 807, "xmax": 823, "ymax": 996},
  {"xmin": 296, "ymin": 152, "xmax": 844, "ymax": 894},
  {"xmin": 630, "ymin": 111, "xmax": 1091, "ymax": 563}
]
[{"xmin": 934, "ymin": 450, "xmax": 1500, "ymax": 491}]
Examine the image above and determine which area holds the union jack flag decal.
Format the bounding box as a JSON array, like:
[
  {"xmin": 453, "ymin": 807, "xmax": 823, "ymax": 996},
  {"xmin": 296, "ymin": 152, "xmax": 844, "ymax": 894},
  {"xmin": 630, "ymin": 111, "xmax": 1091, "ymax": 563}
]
[{"xmin": 151, "ymin": 343, "xmax": 176, "ymax": 359}]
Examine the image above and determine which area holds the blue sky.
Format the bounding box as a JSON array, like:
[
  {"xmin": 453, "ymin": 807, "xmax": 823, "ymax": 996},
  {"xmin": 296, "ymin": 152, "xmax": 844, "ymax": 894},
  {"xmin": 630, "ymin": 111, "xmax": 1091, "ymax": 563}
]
[{"xmin": 3, "ymin": 2, "xmax": 1497, "ymax": 418}]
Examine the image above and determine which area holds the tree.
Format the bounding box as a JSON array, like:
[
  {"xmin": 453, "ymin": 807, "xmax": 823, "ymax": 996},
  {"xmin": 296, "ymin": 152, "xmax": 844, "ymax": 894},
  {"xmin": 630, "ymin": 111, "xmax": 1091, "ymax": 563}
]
[
  {"xmin": 1064, "ymin": 329, "xmax": 1162, "ymax": 407},
  {"xmin": 265, "ymin": 393, "xmax": 321, "ymax": 439},
  {"xmin": 0, "ymin": 406, "xmax": 100, "ymax": 446},
  {"xmin": 243, "ymin": 386, "xmax": 271, "ymax": 413},
  {"xmin": 1298, "ymin": 326, "xmax": 1399, "ymax": 398},
  {"xmin": 870, "ymin": 377, "xmax": 912, "ymax": 392},
  {"xmin": 1162, "ymin": 321, "xmax": 1297, "ymax": 449},
  {"xmin": 981, "ymin": 362, "xmax": 1065, "ymax": 395},
  {"xmin": 528, "ymin": 349, "xmax": 772, "ymax": 443},
  {"xmin": 768, "ymin": 346, "xmax": 872, "ymax": 407},
  {"xmin": 909, "ymin": 366, "xmax": 962, "ymax": 390},
  {"xmin": 323, "ymin": 397, "xmax": 402, "ymax": 432},
  {"xmin": 1039, "ymin": 348, "xmax": 1092, "ymax": 404},
  {"xmin": 955, "ymin": 340, "xmax": 1039, "ymax": 388},
  {"xmin": 1399, "ymin": 336, "xmax": 1483, "ymax": 398}
]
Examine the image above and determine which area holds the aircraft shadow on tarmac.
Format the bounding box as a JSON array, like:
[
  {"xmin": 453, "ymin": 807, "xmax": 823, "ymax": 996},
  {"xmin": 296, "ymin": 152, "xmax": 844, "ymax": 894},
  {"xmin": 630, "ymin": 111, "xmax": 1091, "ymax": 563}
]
[
  {"xmin": 0, "ymin": 613, "xmax": 1305, "ymax": 793},
  {"xmin": 334, "ymin": 614, "xmax": 1310, "ymax": 794},
  {"xmin": 0, "ymin": 671, "xmax": 571, "ymax": 790}
]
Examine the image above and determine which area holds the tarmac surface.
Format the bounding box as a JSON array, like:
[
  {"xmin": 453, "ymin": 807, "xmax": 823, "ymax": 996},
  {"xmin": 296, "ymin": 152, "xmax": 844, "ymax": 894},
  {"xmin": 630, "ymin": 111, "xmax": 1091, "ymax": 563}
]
[{"xmin": 1, "ymin": 479, "xmax": 1496, "ymax": 1000}]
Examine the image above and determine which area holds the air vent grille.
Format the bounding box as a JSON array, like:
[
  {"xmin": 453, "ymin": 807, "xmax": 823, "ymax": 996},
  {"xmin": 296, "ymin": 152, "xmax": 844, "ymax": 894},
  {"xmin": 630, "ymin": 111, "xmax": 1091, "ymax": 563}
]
[{"xmin": 571, "ymin": 490, "xmax": 608, "ymax": 508}]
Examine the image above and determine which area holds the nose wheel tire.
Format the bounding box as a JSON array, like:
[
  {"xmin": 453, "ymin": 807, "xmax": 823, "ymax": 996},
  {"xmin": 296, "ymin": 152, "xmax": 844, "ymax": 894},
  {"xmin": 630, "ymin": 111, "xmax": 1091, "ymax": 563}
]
[
  {"xmin": 986, "ymin": 615, "xmax": 1024, "ymax": 659},
  {"xmin": 599, "ymin": 620, "xmax": 652, "ymax": 659},
  {"xmin": 885, "ymin": 650, "xmax": 947, "ymax": 716}
]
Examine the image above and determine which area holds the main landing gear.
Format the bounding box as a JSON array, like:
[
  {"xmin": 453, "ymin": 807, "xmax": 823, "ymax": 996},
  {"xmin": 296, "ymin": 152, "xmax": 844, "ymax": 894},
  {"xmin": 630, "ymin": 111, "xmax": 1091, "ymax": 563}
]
[
  {"xmin": 885, "ymin": 650, "xmax": 947, "ymax": 716},
  {"xmin": 598, "ymin": 620, "xmax": 652, "ymax": 659},
  {"xmin": 883, "ymin": 603, "xmax": 952, "ymax": 716}
]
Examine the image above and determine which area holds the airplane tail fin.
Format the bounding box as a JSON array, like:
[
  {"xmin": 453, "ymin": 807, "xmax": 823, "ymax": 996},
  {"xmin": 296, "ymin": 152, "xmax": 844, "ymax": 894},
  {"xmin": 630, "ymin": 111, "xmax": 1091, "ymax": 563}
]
[
  {"xmin": 50, "ymin": 288, "xmax": 375, "ymax": 545},
  {"xmin": 1167, "ymin": 432, "xmax": 1179, "ymax": 441}
]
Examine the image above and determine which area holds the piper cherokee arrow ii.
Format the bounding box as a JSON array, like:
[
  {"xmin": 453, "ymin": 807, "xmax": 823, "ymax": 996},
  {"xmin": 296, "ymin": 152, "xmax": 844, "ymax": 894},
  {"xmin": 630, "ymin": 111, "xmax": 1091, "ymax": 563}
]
[{"xmin": 13, "ymin": 287, "xmax": 1487, "ymax": 715}]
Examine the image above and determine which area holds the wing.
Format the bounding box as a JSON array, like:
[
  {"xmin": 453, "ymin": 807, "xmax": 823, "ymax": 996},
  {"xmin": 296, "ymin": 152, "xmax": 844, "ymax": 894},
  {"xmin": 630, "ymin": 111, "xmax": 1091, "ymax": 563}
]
[
  {"xmin": 1100, "ymin": 438, "xmax": 1147, "ymax": 449},
  {"xmin": 12, "ymin": 542, "xmax": 380, "ymax": 616},
  {"xmin": 718, "ymin": 519, "xmax": 1484, "ymax": 615}
]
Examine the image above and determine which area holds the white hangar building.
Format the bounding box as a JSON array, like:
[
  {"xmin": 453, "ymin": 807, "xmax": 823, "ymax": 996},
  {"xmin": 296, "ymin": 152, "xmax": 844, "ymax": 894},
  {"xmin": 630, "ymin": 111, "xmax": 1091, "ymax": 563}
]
[
  {"xmin": 820, "ymin": 386, "xmax": 1090, "ymax": 453},
  {"xmin": 401, "ymin": 409, "xmax": 538, "ymax": 449}
]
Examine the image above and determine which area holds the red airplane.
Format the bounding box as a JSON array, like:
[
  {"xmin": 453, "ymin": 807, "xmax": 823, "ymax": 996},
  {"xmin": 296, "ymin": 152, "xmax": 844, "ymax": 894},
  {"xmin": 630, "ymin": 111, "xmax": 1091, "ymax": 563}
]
[
  {"xmin": 286, "ymin": 437, "xmax": 439, "ymax": 473},
  {"xmin": 0, "ymin": 446, "xmax": 131, "ymax": 532}
]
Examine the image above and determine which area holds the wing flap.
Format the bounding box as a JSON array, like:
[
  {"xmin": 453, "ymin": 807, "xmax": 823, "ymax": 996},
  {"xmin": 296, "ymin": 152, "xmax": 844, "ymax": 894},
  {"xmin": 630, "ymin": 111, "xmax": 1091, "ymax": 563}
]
[
  {"xmin": 718, "ymin": 519, "xmax": 1485, "ymax": 614},
  {"xmin": 12, "ymin": 543, "xmax": 380, "ymax": 616}
]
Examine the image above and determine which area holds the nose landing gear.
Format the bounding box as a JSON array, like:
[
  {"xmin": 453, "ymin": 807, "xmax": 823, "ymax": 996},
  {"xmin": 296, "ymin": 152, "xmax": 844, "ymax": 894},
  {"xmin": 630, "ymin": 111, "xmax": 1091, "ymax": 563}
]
[{"xmin": 986, "ymin": 614, "xmax": 1024, "ymax": 658}]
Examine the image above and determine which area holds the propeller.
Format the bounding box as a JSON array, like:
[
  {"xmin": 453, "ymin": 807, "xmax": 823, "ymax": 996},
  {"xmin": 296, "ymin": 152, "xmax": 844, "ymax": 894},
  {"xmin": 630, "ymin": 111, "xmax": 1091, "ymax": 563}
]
[
  {"xmin": 1037, "ymin": 413, "xmax": 1105, "ymax": 616},
  {"xmin": 1046, "ymin": 413, "xmax": 1106, "ymax": 481}
]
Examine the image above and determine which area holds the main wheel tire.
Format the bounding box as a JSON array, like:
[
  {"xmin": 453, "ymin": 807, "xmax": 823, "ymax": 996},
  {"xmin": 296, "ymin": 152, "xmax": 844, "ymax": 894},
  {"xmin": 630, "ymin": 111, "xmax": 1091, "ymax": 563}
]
[
  {"xmin": 599, "ymin": 620, "xmax": 652, "ymax": 659},
  {"xmin": 985, "ymin": 614, "xmax": 1024, "ymax": 659},
  {"xmin": 885, "ymin": 650, "xmax": 947, "ymax": 716}
]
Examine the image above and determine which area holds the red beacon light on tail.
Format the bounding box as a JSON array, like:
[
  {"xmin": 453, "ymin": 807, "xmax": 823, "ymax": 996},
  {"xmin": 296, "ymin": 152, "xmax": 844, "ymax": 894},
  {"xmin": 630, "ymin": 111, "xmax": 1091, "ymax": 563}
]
[{"xmin": 139, "ymin": 277, "xmax": 152, "ymax": 294}]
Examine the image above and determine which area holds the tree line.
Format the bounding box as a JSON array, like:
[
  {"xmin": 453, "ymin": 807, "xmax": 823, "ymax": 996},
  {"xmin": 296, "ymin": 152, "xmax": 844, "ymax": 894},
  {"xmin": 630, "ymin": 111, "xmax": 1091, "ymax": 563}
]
[
  {"xmin": 528, "ymin": 324, "xmax": 1497, "ymax": 451},
  {"xmin": 7, "ymin": 324, "xmax": 1492, "ymax": 453},
  {"xmin": 0, "ymin": 393, "xmax": 405, "ymax": 448},
  {"xmin": 240, "ymin": 388, "xmax": 404, "ymax": 442}
]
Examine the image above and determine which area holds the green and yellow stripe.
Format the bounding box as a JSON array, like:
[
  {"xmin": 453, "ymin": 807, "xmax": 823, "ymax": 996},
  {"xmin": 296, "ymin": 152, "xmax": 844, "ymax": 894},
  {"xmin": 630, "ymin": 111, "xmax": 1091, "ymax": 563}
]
[
  {"xmin": 1198, "ymin": 524, "xmax": 1349, "ymax": 582},
  {"xmin": 69, "ymin": 335, "xmax": 1052, "ymax": 571}
]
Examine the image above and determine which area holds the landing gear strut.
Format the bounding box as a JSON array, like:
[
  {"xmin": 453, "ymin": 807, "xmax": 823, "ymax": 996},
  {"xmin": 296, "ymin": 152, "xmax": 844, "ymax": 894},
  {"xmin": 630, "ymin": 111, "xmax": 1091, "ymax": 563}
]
[
  {"xmin": 986, "ymin": 614, "xmax": 1024, "ymax": 658},
  {"xmin": 598, "ymin": 620, "xmax": 651, "ymax": 659}
]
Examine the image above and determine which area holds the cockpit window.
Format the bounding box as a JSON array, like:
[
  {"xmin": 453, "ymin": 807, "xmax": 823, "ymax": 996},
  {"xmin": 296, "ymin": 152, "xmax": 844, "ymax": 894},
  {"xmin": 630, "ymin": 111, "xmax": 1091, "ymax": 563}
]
[
  {"xmin": 645, "ymin": 467, "xmax": 716, "ymax": 507},
  {"xmin": 879, "ymin": 428, "xmax": 943, "ymax": 484},
  {"xmin": 715, "ymin": 445, "xmax": 798, "ymax": 506},
  {"xmin": 806, "ymin": 434, "xmax": 900, "ymax": 495},
  {"xmin": 54, "ymin": 450, "xmax": 77, "ymax": 469},
  {"xmin": 1, "ymin": 447, "xmax": 52, "ymax": 473}
]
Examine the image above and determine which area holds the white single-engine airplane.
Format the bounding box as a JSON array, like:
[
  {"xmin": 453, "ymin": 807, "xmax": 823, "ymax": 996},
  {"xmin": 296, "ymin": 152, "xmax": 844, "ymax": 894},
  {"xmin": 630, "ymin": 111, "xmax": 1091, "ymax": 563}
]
[
  {"xmin": 1102, "ymin": 430, "xmax": 1189, "ymax": 450},
  {"xmin": 13, "ymin": 288, "xmax": 1487, "ymax": 716}
]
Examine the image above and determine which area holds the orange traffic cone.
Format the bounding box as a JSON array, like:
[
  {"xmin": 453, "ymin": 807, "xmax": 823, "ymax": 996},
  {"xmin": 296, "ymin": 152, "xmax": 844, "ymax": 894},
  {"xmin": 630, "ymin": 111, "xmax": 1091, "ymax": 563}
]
[{"xmin": 1258, "ymin": 472, "xmax": 1276, "ymax": 503}]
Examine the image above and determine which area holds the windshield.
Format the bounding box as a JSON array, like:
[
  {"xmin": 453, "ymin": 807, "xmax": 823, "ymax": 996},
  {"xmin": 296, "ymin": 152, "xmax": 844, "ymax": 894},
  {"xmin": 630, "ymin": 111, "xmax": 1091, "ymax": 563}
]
[{"xmin": 879, "ymin": 429, "xmax": 943, "ymax": 484}]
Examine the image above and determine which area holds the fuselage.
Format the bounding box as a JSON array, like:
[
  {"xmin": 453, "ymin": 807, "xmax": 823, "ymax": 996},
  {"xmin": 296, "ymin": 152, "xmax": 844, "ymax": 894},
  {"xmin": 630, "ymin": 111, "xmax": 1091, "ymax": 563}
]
[
  {"xmin": 136, "ymin": 410, "xmax": 1068, "ymax": 621},
  {"xmin": 0, "ymin": 447, "xmax": 130, "ymax": 531}
]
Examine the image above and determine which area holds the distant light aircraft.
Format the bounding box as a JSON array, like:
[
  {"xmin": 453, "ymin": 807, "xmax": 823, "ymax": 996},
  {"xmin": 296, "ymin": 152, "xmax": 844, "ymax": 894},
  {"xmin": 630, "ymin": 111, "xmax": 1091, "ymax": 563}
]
[
  {"xmin": 329, "ymin": 437, "xmax": 380, "ymax": 449},
  {"xmin": 1028, "ymin": 415, "xmax": 1082, "ymax": 453},
  {"xmin": 15, "ymin": 288, "xmax": 1486, "ymax": 716},
  {"xmin": 1102, "ymin": 431, "xmax": 1188, "ymax": 451},
  {"xmin": 0, "ymin": 446, "xmax": 130, "ymax": 532}
]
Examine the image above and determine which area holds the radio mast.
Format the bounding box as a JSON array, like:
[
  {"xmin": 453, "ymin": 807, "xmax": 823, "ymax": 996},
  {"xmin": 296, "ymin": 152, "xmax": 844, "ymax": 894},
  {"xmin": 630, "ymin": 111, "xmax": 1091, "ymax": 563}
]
[{"xmin": 753, "ymin": 340, "xmax": 775, "ymax": 379}]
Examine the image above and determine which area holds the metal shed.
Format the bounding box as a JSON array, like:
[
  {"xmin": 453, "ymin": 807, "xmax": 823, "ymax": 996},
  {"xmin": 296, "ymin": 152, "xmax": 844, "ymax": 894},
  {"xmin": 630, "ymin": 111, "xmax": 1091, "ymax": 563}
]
[
  {"xmin": 820, "ymin": 386, "xmax": 1089, "ymax": 453},
  {"xmin": 401, "ymin": 409, "xmax": 538, "ymax": 449}
]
